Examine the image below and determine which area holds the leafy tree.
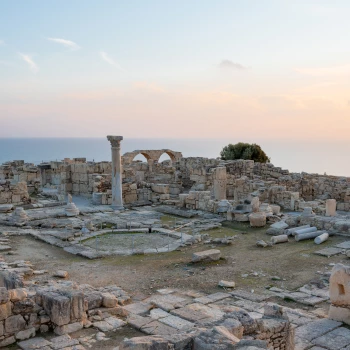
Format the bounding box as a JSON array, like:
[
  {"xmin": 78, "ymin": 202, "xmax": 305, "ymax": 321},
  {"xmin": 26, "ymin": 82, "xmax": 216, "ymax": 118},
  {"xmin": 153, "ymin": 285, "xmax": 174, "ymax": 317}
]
[{"xmin": 220, "ymin": 142, "xmax": 270, "ymax": 163}]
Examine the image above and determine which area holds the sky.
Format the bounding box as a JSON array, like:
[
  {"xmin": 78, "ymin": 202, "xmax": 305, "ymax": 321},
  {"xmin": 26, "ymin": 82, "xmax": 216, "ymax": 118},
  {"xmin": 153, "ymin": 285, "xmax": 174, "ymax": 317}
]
[{"xmin": 0, "ymin": 0, "xmax": 349, "ymax": 140}]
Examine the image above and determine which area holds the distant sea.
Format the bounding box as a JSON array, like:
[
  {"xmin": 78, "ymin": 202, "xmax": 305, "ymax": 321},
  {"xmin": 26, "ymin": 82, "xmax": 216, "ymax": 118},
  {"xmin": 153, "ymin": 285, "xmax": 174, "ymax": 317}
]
[{"xmin": 0, "ymin": 138, "xmax": 349, "ymax": 177}]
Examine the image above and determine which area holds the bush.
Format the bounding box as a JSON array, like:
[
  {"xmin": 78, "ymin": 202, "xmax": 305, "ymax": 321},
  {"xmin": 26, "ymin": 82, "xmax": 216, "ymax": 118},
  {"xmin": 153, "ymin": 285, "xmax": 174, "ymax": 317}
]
[{"xmin": 220, "ymin": 142, "xmax": 270, "ymax": 163}]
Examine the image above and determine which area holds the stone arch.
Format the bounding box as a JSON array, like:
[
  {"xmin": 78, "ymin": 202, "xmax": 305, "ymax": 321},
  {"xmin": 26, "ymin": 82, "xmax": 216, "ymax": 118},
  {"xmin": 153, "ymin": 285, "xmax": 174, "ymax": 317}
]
[
  {"xmin": 132, "ymin": 152, "xmax": 152, "ymax": 163},
  {"xmin": 158, "ymin": 150, "xmax": 176, "ymax": 164}
]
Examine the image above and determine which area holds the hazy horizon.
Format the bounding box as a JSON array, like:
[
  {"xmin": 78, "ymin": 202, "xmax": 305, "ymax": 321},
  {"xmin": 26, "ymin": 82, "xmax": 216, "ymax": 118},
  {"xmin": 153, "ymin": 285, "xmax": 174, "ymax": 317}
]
[{"xmin": 1, "ymin": 137, "xmax": 350, "ymax": 177}]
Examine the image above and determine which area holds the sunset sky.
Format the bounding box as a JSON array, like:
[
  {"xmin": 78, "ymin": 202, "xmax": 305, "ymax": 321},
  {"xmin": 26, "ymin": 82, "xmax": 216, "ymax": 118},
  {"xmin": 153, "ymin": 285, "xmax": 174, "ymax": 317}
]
[{"xmin": 0, "ymin": 0, "xmax": 349, "ymax": 139}]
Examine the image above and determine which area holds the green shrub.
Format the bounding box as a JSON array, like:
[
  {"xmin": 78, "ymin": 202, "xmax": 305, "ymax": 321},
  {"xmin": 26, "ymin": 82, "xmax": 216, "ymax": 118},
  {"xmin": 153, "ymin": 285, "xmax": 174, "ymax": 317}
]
[{"xmin": 220, "ymin": 142, "xmax": 270, "ymax": 163}]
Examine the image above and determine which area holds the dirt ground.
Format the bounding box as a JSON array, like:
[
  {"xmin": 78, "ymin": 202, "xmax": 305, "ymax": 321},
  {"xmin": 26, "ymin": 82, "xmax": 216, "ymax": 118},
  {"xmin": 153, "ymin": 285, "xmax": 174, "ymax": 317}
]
[{"xmin": 5, "ymin": 221, "xmax": 350, "ymax": 300}]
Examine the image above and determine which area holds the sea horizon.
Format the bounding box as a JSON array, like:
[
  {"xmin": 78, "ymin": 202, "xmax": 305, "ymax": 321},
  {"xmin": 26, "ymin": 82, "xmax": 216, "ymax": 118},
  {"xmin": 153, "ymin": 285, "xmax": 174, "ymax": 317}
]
[{"xmin": 1, "ymin": 137, "xmax": 350, "ymax": 177}]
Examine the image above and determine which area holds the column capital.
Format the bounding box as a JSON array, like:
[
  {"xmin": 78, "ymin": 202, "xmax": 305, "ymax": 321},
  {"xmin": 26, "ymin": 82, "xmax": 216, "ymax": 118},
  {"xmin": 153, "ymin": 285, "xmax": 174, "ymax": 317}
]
[{"xmin": 107, "ymin": 135, "xmax": 123, "ymax": 148}]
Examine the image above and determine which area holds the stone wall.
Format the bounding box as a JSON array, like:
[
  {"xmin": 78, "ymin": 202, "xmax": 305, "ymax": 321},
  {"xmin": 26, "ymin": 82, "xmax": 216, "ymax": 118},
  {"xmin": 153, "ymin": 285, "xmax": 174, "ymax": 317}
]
[
  {"xmin": 0, "ymin": 258, "xmax": 130, "ymax": 347},
  {"xmin": 0, "ymin": 181, "xmax": 31, "ymax": 205}
]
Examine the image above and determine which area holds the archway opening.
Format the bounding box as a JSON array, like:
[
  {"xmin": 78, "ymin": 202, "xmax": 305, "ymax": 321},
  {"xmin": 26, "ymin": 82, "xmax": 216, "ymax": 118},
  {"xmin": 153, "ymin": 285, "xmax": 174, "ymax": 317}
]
[
  {"xmin": 132, "ymin": 153, "xmax": 150, "ymax": 163},
  {"xmin": 158, "ymin": 152, "xmax": 174, "ymax": 166}
]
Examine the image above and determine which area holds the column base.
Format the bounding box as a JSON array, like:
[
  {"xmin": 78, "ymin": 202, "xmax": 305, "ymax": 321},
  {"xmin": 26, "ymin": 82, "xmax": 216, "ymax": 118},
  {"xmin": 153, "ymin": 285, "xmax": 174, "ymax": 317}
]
[{"xmin": 111, "ymin": 205, "xmax": 124, "ymax": 211}]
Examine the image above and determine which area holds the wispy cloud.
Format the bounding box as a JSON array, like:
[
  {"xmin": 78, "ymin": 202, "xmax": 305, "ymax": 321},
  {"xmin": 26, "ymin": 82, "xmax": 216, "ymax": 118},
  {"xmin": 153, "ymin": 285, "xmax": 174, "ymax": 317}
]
[
  {"xmin": 218, "ymin": 60, "xmax": 249, "ymax": 70},
  {"xmin": 47, "ymin": 38, "xmax": 80, "ymax": 50},
  {"xmin": 19, "ymin": 53, "xmax": 39, "ymax": 73},
  {"xmin": 99, "ymin": 51, "xmax": 124, "ymax": 71}
]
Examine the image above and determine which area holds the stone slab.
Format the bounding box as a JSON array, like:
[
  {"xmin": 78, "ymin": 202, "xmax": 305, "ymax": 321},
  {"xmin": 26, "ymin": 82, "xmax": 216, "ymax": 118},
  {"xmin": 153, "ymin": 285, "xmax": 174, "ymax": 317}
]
[
  {"xmin": 141, "ymin": 320, "xmax": 178, "ymax": 335},
  {"xmin": 312, "ymin": 327, "xmax": 350, "ymax": 350},
  {"xmin": 158, "ymin": 315, "xmax": 195, "ymax": 330},
  {"xmin": 18, "ymin": 337, "xmax": 52, "ymax": 350},
  {"xmin": 314, "ymin": 247, "xmax": 343, "ymax": 257},
  {"xmin": 335, "ymin": 241, "xmax": 350, "ymax": 249},
  {"xmin": 295, "ymin": 319, "xmax": 342, "ymax": 342}
]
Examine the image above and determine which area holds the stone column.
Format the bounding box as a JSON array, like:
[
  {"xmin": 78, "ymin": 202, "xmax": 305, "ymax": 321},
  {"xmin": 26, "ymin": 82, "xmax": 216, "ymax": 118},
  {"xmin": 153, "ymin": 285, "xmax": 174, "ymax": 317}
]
[
  {"xmin": 326, "ymin": 199, "xmax": 337, "ymax": 217},
  {"xmin": 107, "ymin": 135, "xmax": 124, "ymax": 210},
  {"xmin": 212, "ymin": 167, "xmax": 227, "ymax": 200}
]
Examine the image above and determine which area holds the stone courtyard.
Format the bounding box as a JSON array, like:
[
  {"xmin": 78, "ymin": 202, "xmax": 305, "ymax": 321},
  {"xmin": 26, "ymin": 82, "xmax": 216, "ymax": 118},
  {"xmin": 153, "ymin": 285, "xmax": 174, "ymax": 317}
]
[{"xmin": 2, "ymin": 136, "xmax": 350, "ymax": 349}]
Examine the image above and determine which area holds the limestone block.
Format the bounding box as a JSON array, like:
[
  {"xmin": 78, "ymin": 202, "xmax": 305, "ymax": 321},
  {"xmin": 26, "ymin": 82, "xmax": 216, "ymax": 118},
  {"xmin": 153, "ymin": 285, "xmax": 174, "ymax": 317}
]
[
  {"xmin": 68, "ymin": 291, "xmax": 85, "ymax": 321},
  {"xmin": 102, "ymin": 293, "xmax": 118, "ymax": 308},
  {"xmin": 119, "ymin": 336, "xmax": 169, "ymax": 350},
  {"xmin": 249, "ymin": 212, "xmax": 266, "ymax": 227},
  {"xmin": 270, "ymin": 204, "xmax": 281, "ymax": 215},
  {"xmin": 151, "ymin": 184, "xmax": 169, "ymax": 194},
  {"xmin": 329, "ymin": 264, "xmax": 350, "ymax": 307},
  {"xmin": 54, "ymin": 270, "xmax": 68, "ymax": 278},
  {"xmin": 9, "ymin": 288, "xmax": 27, "ymax": 302},
  {"xmin": 326, "ymin": 199, "xmax": 337, "ymax": 217},
  {"xmin": 0, "ymin": 336, "xmax": 15, "ymax": 347},
  {"xmin": 54, "ymin": 321, "xmax": 83, "ymax": 335},
  {"xmin": 251, "ymin": 197, "xmax": 260, "ymax": 212},
  {"xmin": 15, "ymin": 327, "xmax": 36, "ymax": 341},
  {"xmin": 0, "ymin": 320, "xmax": 3, "ymax": 336},
  {"xmin": 329, "ymin": 305, "xmax": 350, "ymax": 325},
  {"xmin": 0, "ymin": 301, "xmax": 11, "ymax": 321},
  {"xmin": 192, "ymin": 249, "xmax": 221, "ymax": 263},
  {"xmin": 5, "ymin": 314, "xmax": 26, "ymax": 334},
  {"xmin": 0, "ymin": 287, "xmax": 9, "ymax": 304},
  {"xmin": 42, "ymin": 292, "xmax": 71, "ymax": 326},
  {"xmin": 266, "ymin": 221, "xmax": 288, "ymax": 235}
]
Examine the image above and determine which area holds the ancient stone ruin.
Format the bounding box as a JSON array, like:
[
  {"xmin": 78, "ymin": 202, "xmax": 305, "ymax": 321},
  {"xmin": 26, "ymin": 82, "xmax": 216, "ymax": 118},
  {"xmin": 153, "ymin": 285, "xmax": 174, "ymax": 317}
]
[{"xmin": 2, "ymin": 135, "xmax": 350, "ymax": 349}]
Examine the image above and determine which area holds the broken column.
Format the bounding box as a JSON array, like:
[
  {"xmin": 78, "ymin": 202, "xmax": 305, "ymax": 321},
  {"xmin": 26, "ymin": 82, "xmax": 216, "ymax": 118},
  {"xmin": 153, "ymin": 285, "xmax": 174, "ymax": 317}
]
[
  {"xmin": 212, "ymin": 167, "xmax": 227, "ymax": 200},
  {"xmin": 329, "ymin": 263, "xmax": 350, "ymax": 325},
  {"xmin": 107, "ymin": 135, "xmax": 124, "ymax": 210},
  {"xmin": 326, "ymin": 199, "xmax": 337, "ymax": 217}
]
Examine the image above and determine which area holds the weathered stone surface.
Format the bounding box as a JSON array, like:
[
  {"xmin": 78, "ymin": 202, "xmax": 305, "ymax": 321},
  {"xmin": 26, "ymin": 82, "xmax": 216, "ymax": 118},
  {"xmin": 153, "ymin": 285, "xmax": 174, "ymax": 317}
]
[
  {"xmin": 193, "ymin": 326, "xmax": 240, "ymax": 350},
  {"xmin": 312, "ymin": 327, "xmax": 350, "ymax": 349},
  {"xmin": 0, "ymin": 336, "xmax": 16, "ymax": 348},
  {"xmin": 249, "ymin": 212, "xmax": 266, "ymax": 227},
  {"xmin": 218, "ymin": 280, "xmax": 235, "ymax": 288},
  {"xmin": 54, "ymin": 321, "xmax": 83, "ymax": 335},
  {"xmin": 141, "ymin": 320, "xmax": 178, "ymax": 335},
  {"xmin": 119, "ymin": 335, "xmax": 169, "ymax": 350},
  {"xmin": 158, "ymin": 315, "xmax": 195, "ymax": 330},
  {"xmin": 171, "ymin": 303, "xmax": 225, "ymax": 325},
  {"xmin": 15, "ymin": 327, "xmax": 36, "ymax": 341},
  {"xmin": 329, "ymin": 305, "xmax": 350, "ymax": 325},
  {"xmin": 18, "ymin": 337, "xmax": 51, "ymax": 350},
  {"xmin": 266, "ymin": 221, "xmax": 288, "ymax": 235},
  {"xmin": 0, "ymin": 286, "xmax": 10, "ymax": 303},
  {"xmin": 0, "ymin": 270, "xmax": 24, "ymax": 289},
  {"xmin": 5, "ymin": 314, "xmax": 26, "ymax": 334},
  {"xmin": 192, "ymin": 249, "xmax": 221, "ymax": 263},
  {"xmin": 0, "ymin": 301, "xmax": 12, "ymax": 320},
  {"xmin": 50, "ymin": 334, "xmax": 79, "ymax": 349},
  {"xmin": 9, "ymin": 288, "xmax": 27, "ymax": 302},
  {"xmin": 102, "ymin": 292, "xmax": 118, "ymax": 308},
  {"xmin": 329, "ymin": 263, "xmax": 350, "ymax": 307},
  {"xmin": 42, "ymin": 292, "xmax": 71, "ymax": 326},
  {"xmin": 53, "ymin": 270, "xmax": 68, "ymax": 278},
  {"xmin": 295, "ymin": 318, "xmax": 341, "ymax": 342}
]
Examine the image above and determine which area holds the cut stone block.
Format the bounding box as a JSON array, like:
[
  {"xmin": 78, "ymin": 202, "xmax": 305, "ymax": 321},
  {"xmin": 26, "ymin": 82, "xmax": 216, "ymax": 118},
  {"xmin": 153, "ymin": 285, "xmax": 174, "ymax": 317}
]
[
  {"xmin": 329, "ymin": 263, "xmax": 350, "ymax": 307},
  {"xmin": 192, "ymin": 249, "xmax": 221, "ymax": 263}
]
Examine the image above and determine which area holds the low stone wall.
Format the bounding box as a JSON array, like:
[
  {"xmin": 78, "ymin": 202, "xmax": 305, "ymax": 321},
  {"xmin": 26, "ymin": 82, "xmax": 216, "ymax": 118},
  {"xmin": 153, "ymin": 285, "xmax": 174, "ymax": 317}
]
[
  {"xmin": 0, "ymin": 258, "xmax": 130, "ymax": 347},
  {"xmin": 0, "ymin": 181, "xmax": 30, "ymax": 205}
]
